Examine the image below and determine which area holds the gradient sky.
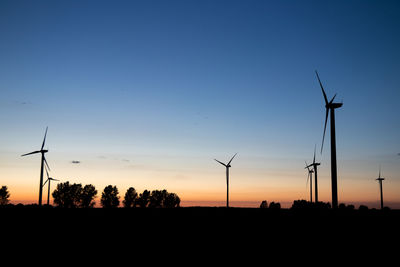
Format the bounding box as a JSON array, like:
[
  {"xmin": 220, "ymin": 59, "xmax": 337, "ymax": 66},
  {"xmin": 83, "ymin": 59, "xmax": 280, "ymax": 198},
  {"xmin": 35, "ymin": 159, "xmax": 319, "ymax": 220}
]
[{"xmin": 1, "ymin": 0, "xmax": 399, "ymax": 208}]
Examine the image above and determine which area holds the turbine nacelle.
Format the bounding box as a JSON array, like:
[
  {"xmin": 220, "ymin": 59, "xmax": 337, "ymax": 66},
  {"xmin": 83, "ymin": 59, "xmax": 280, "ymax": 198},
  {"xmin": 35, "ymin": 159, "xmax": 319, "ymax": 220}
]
[
  {"xmin": 43, "ymin": 177, "xmax": 59, "ymax": 187},
  {"xmin": 326, "ymin": 102, "xmax": 343, "ymax": 109},
  {"xmin": 305, "ymin": 161, "xmax": 314, "ymax": 173},
  {"xmin": 21, "ymin": 127, "xmax": 49, "ymax": 157},
  {"xmin": 376, "ymin": 166, "xmax": 385, "ymax": 181},
  {"xmin": 306, "ymin": 145, "xmax": 321, "ymax": 169},
  {"xmin": 214, "ymin": 153, "xmax": 237, "ymax": 168},
  {"xmin": 309, "ymin": 162, "xmax": 321, "ymax": 167}
]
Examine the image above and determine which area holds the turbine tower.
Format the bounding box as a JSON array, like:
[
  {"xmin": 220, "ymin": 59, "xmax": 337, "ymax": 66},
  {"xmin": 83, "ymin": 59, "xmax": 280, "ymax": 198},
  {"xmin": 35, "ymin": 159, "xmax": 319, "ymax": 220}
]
[
  {"xmin": 316, "ymin": 71, "xmax": 343, "ymax": 208},
  {"xmin": 376, "ymin": 167, "xmax": 385, "ymax": 210},
  {"xmin": 215, "ymin": 153, "xmax": 237, "ymax": 208},
  {"xmin": 21, "ymin": 127, "xmax": 50, "ymax": 206},
  {"xmin": 306, "ymin": 145, "xmax": 321, "ymax": 202},
  {"xmin": 305, "ymin": 161, "xmax": 313, "ymax": 202}
]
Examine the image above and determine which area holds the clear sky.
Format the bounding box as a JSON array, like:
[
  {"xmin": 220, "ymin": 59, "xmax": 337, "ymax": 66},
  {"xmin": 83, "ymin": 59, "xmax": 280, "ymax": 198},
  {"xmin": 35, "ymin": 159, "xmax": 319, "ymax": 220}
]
[{"xmin": 1, "ymin": 0, "xmax": 399, "ymax": 208}]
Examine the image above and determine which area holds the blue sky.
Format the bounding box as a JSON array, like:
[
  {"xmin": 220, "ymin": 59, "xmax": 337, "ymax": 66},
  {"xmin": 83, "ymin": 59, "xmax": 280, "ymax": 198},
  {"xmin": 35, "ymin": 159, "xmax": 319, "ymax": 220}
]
[{"xmin": 1, "ymin": 0, "xmax": 399, "ymax": 207}]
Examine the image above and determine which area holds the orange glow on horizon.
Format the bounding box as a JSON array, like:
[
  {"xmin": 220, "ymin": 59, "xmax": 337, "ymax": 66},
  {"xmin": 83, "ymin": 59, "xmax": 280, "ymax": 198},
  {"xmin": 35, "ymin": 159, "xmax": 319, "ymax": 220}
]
[{"xmin": 2, "ymin": 153, "xmax": 400, "ymax": 210}]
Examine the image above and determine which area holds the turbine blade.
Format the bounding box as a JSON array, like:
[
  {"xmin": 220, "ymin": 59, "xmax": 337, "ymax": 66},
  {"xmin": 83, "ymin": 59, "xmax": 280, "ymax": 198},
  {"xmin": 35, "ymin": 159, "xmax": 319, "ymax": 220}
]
[
  {"xmin": 329, "ymin": 93, "xmax": 337, "ymax": 104},
  {"xmin": 316, "ymin": 71, "xmax": 328, "ymax": 105},
  {"xmin": 43, "ymin": 156, "xmax": 51, "ymax": 172},
  {"xmin": 44, "ymin": 163, "xmax": 49, "ymax": 174},
  {"xmin": 41, "ymin": 127, "xmax": 48, "ymax": 150},
  {"xmin": 214, "ymin": 159, "xmax": 227, "ymax": 167},
  {"xmin": 21, "ymin": 151, "xmax": 40, "ymax": 157},
  {"xmin": 379, "ymin": 165, "xmax": 381, "ymax": 178},
  {"xmin": 45, "ymin": 166, "xmax": 50, "ymax": 179},
  {"xmin": 305, "ymin": 161, "xmax": 310, "ymax": 171},
  {"xmin": 313, "ymin": 144, "xmax": 316, "ymax": 164},
  {"xmin": 321, "ymin": 107, "xmax": 329, "ymax": 153},
  {"xmin": 227, "ymin": 153, "xmax": 237, "ymax": 165},
  {"xmin": 43, "ymin": 179, "xmax": 49, "ymax": 187},
  {"xmin": 306, "ymin": 172, "xmax": 310, "ymax": 188}
]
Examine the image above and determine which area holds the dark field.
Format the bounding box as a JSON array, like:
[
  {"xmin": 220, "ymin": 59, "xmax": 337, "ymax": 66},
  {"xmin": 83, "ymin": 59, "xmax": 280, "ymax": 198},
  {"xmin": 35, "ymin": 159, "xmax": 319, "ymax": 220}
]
[
  {"xmin": 2, "ymin": 206, "xmax": 399, "ymax": 234},
  {"xmin": 2, "ymin": 206, "xmax": 400, "ymax": 261}
]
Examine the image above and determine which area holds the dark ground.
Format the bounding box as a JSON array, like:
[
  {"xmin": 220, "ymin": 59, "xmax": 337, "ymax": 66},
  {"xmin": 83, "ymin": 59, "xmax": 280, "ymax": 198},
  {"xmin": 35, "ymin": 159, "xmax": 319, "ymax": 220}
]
[
  {"xmin": 2, "ymin": 206, "xmax": 399, "ymax": 235},
  {"xmin": 1, "ymin": 207, "xmax": 399, "ymax": 261}
]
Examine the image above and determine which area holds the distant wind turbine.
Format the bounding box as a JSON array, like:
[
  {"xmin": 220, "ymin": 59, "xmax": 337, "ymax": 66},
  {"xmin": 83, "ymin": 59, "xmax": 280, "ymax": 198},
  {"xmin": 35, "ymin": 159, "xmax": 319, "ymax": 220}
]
[
  {"xmin": 215, "ymin": 153, "xmax": 237, "ymax": 208},
  {"xmin": 43, "ymin": 167, "xmax": 59, "ymax": 206},
  {"xmin": 376, "ymin": 167, "xmax": 385, "ymax": 210},
  {"xmin": 305, "ymin": 161, "xmax": 313, "ymax": 202},
  {"xmin": 21, "ymin": 127, "xmax": 50, "ymax": 206},
  {"xmin": 306, "ymin": 145, "xmax": 321, "ymax": 202},
  {"xmin": 316, "ymin": 71, "xmax": 343, "ymax": 208}
]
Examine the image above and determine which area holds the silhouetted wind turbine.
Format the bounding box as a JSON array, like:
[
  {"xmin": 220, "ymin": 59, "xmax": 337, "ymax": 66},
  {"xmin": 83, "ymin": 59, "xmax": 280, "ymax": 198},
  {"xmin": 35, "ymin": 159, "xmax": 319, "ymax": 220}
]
[
  {"xmin": 21, "ymin": 127, "xmax": 50, "ymax": 206},
  {"xmin": 215, "ymin": 153, "xmax": 237, "ymax": 208},
  {"xmin": 43, "ymin": 167, "xmax": 59, "ymax": 206},
  {"xmin": 376, "ymin": 167, "xmax": 385, "ymax": 210},
  {"xmin": 305, "ymin": 161, "xmax": 313, "ymax": 202},
  {"xmin": 306, "ymin": 145, "xmax": 321, "ymax": 202},
  {"xmin": 316, "ymin": 71, "xmax": 343, "ymax": 208}
]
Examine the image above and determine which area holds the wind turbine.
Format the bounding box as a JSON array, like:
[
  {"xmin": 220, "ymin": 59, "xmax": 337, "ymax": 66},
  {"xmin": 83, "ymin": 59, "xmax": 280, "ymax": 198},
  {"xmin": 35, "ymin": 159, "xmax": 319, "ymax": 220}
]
[
  {"xmin": 43, "ymin": 167, "xmax": 59, "ymax": 206},
  {"xmin": 376, "ymin": 167, "xmax": 385, "ymax": 210},
  {"xmin": 215, "ymin": 153, "xmax": 237, "ymax": 208},
  {"xmin": 306, "ymin": 145, "xmax": 321, "ymax": 203},
  {"xmin": 305, "ymin": 161, "xmax": 313, "ymax": 202},
  {"xmin": 316, "ymin": 71, "xmax": 343, "ymax": 208},
  {"xmin": 21, "ymin": 127, "xmax": 50, "ymax": 206}
]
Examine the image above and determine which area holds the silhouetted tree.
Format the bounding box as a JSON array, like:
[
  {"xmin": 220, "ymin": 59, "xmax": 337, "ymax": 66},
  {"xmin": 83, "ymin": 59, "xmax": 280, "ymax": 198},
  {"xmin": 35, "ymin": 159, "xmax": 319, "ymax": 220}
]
[
  {"xmin": 80, "ymin": 184, "xmax": 97, "ymax": 208},
  {"xmin": 148, "ymin": 189, "xmax": 180, "ymax": 208},
  {"xmin": 101, "ymin": 185, "xmax": 120, "ymax": 208},
  {"xmin": 291, "ymin": 200, "xmax": 310, "ymax": 209},
  {"xmin": 291, "ymin": 200, "xmax": 331, "ymax": 210},
  {"xmin": 315, "ymin": 201, "xmax": 331, "ymax": 209},
  {"xmin": 149, "ymin": 190, "xmax": 166, "ymax": 208},
  {"xmin": 52, "ymin": 182, "xmax": 83, "ymax": 208},
  {"xmin": 134, "ymin": 189, "xmax": 180, "ymax": 208},
  {"xmin": 383, "ymin": 206, "xmax": 391, "ymax": 211},
  {"xmin": 259, "ymin": 200, "xmax": 268, "ymax": 208},
  {"xmin": 164, "ymin": 192, "xmax": 180, "ymax": 208},
  {"xmin": 0, "ymin": 186, "xmax": 10, "ymax": 205},
  {"xmin": 269, "ymin": 202, "xmax": 281, "ymax": 210},
  {"xmin": 136, "ymin": 190, "xmax": 151, "ymax": 208},
  {"xmin": 123, "ymin": 187, "xmax": 138, "ymax": 208}
]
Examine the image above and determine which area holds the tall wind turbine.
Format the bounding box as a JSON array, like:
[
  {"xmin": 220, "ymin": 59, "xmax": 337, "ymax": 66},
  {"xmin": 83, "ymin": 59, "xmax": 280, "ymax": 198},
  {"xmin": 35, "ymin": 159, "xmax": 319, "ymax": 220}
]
[
  {"xmin": 43, "ymin": 167, "xmax": 59, "ymax": 206},
  {"xmin": 316, "ymin": 71, "xmax": 343, "ymax": 208},
  {"xmin": 305, "ymin": 161, "xmax": 313, "ymax": 202},
  {"xmin": 376, "ymin": 167, "xmax": 385, "ymax": 210},
  {"xmin": 21, "ymin": 127, "xmax": 50, "ymax": 206},
  {"xmin": 306, "ymin": 145, "xmax": 321, "ymax": 203},
  {"xmin": 215, "ymin": 153, "xmax": 237, "ymax": 208}
]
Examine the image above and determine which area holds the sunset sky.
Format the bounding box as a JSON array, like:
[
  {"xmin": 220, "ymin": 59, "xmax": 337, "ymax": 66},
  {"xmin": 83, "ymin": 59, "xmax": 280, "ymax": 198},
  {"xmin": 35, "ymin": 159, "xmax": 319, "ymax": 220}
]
[{"xmin": 1, "ymin": 0, "xmax": 399, "ymax": 208}]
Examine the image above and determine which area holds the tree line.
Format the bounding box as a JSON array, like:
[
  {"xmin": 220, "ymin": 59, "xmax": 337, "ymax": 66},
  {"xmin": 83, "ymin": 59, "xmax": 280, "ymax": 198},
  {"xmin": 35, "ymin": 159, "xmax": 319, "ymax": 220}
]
[
  {"xmin": 1, "ymin": 185, "xmax": 386, "ymax": 210},
  {"xmin": 0, "ymin": 183, "xmax": 181, "ymax": 208}
]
